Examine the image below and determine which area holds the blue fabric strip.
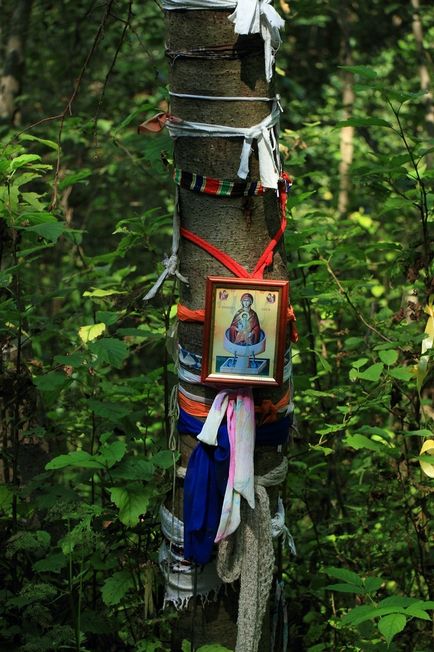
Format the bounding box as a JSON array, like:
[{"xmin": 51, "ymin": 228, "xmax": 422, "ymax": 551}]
[
  {"xmin": 180, "ymin": 408, "xmax": 291, "ymax": 564},
  {"xmin": 178, "ymin": 408, "xmax": 292, "ymax": 446}
]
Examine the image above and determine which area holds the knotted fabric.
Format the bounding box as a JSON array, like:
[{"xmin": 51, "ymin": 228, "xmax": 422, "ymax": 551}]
[
  {"xmin": 217, "ymin": 457, "xmax": 289, "ymax": 652},
  {"xmin": 161, "ymin": 0, "xmax": 285, "ymax": 81},
  {"xmin": 228, "ymin": 0, "xmax": 284, "ymax": 81},
  {"xmin": 197, "ymin": 388, "xmax": 256, "ymax": 541},
  {"xmin": 143, "ymin": 188, "xmax": 189, "ymax": 301},
  {"xmin": 166, "ymin": 100, "xmax": 281, "ymax": 188}
]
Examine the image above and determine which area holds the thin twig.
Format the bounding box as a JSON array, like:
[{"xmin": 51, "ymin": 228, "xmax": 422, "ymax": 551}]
[
  {"xmin": 50, "ymin": 0, "xmax": 116, "ymax": 209},
  {"xmin": 320, "ymin": 254, "xmax": 393, "ymax": 343},
  {"xmin": 92, "ymin": 0, "xmax": 133, "ymax": 142}
]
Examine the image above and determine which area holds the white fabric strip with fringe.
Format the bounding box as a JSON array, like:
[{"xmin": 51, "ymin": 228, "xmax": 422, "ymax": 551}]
[{"xmin": 159, "ymin": 504, "xmax": 222, "ymax": 609}]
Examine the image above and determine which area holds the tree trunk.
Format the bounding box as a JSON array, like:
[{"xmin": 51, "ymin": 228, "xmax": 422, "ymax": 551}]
[
  {"xmin": 337, "ymin": 1, "xmax": 354, "ymax": 217},
  {"xmin": 410, "ymin": 0, "xmax": 434, "ymax": 140},
  {"xmin": 0, "ymin": 0, "xmax": 33, "ymax": 125},
  {"xmin": 162, "ymin": 7, "xmax": 291, "ymax": 652}
]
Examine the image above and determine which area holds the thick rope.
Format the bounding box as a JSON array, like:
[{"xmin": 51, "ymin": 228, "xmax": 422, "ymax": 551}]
[{"xmin": 217, "ymin": 457, "xmax": 288, "ymax": 652}]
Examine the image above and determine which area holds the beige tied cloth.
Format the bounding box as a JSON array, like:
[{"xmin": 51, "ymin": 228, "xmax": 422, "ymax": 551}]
[{"xmin": 217, "ymin": 457, "xmax": 289, "ymax": 652}]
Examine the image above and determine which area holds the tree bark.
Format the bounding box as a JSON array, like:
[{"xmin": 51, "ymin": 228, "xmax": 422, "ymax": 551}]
[
  {"xmin": 0, "ymin": 0, "xmax": 33, "ymax": 125},
  {"xmin": 410, "ymin": 0, "xmax": 434, "ymax": 140},
  {"xmin": 337, "ymin": 1, "xmax": 354, "ymax": 217},
  {"xmin": 164, "ymin": 8, "xmax": 291, "ymax": 652}
]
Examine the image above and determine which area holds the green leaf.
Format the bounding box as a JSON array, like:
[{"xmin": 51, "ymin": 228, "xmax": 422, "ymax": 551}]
[
  {"xmin": 345, "ymin": 434, "xmax": 388, "ymax": 453},
  {"xmin": 10, "ymin": 154, "xmax": 41, "ymax": 170},
  {"xmin": 96, "ymin": 441, "xmax": 127, "ymax": 468},
  {"xmin": 101, "ymin": 570, "xmax": 135, "ymax": 606},
  {"xmin": 96, "ymin": 310, "xmax": 120, "ymax": 326},
  {"xmin": 109, "ymin": 485, "xmax": 151, "ymax": 527},
  {"xmin": 53, "ymin": 352, "xmax": 86, "ymax": 367},
  {"xmin": 152, "ymin": 450, "xmax": 178, "ymax": 470},
  {"xmin": 0, "ymin": 485, "xmax": 14, "ymax": 513},
  {"xmin": 351, "ymin": 357, "xmax": 369, "ymax": 369},
  {"xmin": 25, "ymin": 220, "xmax": 65, "ymax": 242},
  {"xmin": 349, "ymin": 368, "xmax": 358, "ymax": 382},
  {"xmin": 316, "ymin": 423, "xmax": 346, "ymax": 435},
  {"xmin": 33, "ymin": 553, "xmax": 67, "ymax": 573},
  {"xmin": 19, "ymin": 134, "xmax": 59, "ymax": 151},
  {"xmin": 83, "ymin": 288, "xmax": 125, "ymax": 297},
  {"xmin": 339, "ymin": 65, "xmax": 378, "ymax": 79},
  {"xmin": 326, "ymin": 582, "xmax": 365, "ymax": 594},
  {"xmin": 378, "ymin": 613, "xmax": 406, "ymax": 647},
  {"xmin": 78, "ymin": 323, "xmax": 106, "ymax": 343},
  {"xmin": 357, "ymin": 362, "xmax": 384, "ymax": 382},
  {"xmin": 58, "ymin": 168, "xmax": 92, "ymax": 190},
  {"xmin": 363, "ymin": 577, "xmax": 383, "ymax": 593},
  {"xmin": 324, "ymin": 566, "xmax": 363, "ymax": 586},
  {"xmin": 110, "ymin": 457, "xmax": 155, "ymax": 481},
  {"xmin": 33, "ymin": 372, "xmax": 69, "ymax": 392},
  {"xmin": 404, "ymin": 606, "xmax": 430, "ymax": 620},
  {"xmin": 403, "ymin": 429, "xmax": 433, "ymax": 437},
  {"xmin": 388, "ymin": 366, "xmax": 414, "ymax": 382},
  {"xmin": 342, "ymin": 605, "xmax": 407, "ymax": 626},
  {"xmin": 335, "ymin": 117, "xmax": 392, "ymax": 129},
  {"xmin": 379, "ymin": 349, "xmax": 398, "ymax": 366},
  {"xmin": 45, "ymin": 450, "xmax": 104, "ymax": 470},
  {"xmin": 86, "ymin": 399, "xmax": 130, "ymax": 422},
  {"xmin": 89, "ymin": 338, "xmax": 129, "ymax": 368}
]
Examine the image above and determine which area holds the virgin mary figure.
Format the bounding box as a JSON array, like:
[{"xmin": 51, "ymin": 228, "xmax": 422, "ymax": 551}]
[{"xmin": 228, "ymin": 293, "xmax": 261, "ymax": 345}]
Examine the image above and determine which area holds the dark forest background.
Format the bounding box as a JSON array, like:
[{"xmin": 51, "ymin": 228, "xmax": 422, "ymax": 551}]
[{"xmin": 1, "ymin": 1, "xmax": 434, "ymax": 650}]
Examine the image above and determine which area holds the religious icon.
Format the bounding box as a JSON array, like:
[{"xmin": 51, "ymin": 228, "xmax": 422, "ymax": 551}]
[
  {"xmin": 202, "ymin": 277, "xmax": 289, "ymax": 386},
  {"xmin": 228, "ymin": 293, "xmax": 261, "ymax": 345}
]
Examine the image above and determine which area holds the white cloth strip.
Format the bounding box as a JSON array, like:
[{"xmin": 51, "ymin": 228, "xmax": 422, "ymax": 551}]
[
  {"xmin": 170, "ymin": 91, "xmax": 275, "ymax": 102},
  {"xmin": 143, "ymin": 188, "xmax": 189, "ymax": 301},
  {"xmin": 179, "ymin": 384, "xmax": 214, "ymax": 405},
  {"xmin": 159, "ymin": 505, "xmax": 222, "ymax": 610},
  {"xmin": 271, "ymin": 496, "xmax": 297, "ymax": 556},
  {"xmin": 160, "ymin": 503, "xmax": 184, "ymax": 547},
  {"xmin": 228, "ymin": 0, "xmax": 284, "ymax": 81},
  {"xmin": 167, "ymin": 99, "xmax": 281, "ymax": 188},
  {"xmin": 161, "ymin": 0, "xmax": 285, "ymax": 82}
]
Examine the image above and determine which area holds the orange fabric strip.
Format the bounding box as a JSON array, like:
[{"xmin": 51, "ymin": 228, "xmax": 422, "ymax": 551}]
[{"xmin": 178, "ymin": 389, "xmax": 291, "ymax": 424}]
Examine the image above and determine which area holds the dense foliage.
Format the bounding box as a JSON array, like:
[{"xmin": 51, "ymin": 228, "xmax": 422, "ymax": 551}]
[{"xmin": 0, "ymin": 1, "xmax": 433, "ymax": 650}]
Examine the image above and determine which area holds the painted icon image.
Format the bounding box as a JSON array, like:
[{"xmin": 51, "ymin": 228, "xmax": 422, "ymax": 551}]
[
  {"xmin": 220, "ymin": 293, "xmax": 267, "ymax": 376},
  {"xmin": 202, "ymin": 277, "xmax": 289, "ymax": 387}
]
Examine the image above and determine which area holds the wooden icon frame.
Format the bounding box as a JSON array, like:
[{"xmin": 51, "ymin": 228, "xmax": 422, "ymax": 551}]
[{"xmin": 201, "ymin": 276, "xmax": 289, "ymax": 386}]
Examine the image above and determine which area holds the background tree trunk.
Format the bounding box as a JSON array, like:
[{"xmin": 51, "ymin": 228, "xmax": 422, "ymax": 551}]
[
  {"xmin": 0, "ymin": 0, "xmax": 33, "ymax": 124},
  {"xmin": 410, "ymin": 0, "xmax": 434, "ymax": 140},
  {"xmin": 337, "ymin": 1, "xmax": 354, "ymax": 217},
  {"xmin": 164, "ymin": 8, "xmax": 290, "ymax": 652}
]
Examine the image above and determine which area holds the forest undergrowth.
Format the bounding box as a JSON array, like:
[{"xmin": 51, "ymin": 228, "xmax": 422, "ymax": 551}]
[{"xmin": 1, "ymin": 1, "xmax": 434, "ymax": 650}]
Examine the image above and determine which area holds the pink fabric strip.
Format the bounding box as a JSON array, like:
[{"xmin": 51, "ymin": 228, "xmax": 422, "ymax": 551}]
[{"xmin": 197, "ymin": 388, "xmax": 256, "ymax": 542}]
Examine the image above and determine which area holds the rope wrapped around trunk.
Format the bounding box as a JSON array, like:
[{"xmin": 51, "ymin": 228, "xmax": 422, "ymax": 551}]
[{"xmin": 217, "ymin": 457, "xmax": 289, "ymax": 652}]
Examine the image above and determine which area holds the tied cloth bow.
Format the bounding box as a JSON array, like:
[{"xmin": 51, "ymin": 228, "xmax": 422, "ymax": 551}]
[
  {"xmin": 228, "ymin": 0, "xmax": 285, "ymax": 82},
  {"xmin": 142, "ymin": 187, "xmax": 189, "ymax": 301},
  {"xmin": 198, "ymin": 387, "xmax": 256, "ymax": 541}
]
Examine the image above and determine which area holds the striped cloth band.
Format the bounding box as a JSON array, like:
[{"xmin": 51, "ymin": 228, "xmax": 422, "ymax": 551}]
[{"xmin": 173, "ymin": 168, "xmax": 265, "ymax": 197}]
